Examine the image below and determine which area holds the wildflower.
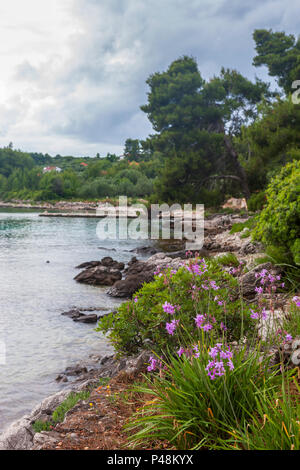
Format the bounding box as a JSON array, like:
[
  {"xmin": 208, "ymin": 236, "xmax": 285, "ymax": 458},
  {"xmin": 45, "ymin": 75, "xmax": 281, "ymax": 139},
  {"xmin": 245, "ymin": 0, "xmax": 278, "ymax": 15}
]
[
  {"xmin": 147, "ymin": 356, "xmax": 157, "ymax": 372},
  {"xmin": 261, "ymin": 308, "xmax": 268, "ymax": 320},
  {"xmin": 162, "ymin": 301, "xmax": 175, "ymax": 315},
  {"xmin": 206, "ymin": 343, "xmax": 234, "ymax": 380},
  {"xmin": 285, "ymin": 334, "xmax": 293, "ymax": 342},
  {"xmin": 192, "ymin": 345, "xmax": 200, "ymax": 358},
  {"xmin": 220, "ymin": 322, "xmax": 227, "ymax": 331},
  {"xmin": 255, "ymin": 286, "xmax": 263, "ymax": 294},
  {"xmin": 210, "ymin": 280, "xmax": 220, "ymax": 290},
  {"xmin": 165, "ymin": 319, "xmax": 179, "ymax": 335},
  {"xmin": 134, "ymin": 297, "xmax": 138, "ymax": 303},
  {"xmin": 177, "ymin": 347, "xmax": 185, "ymax": 357},
  {"xmin": 202, "ymin": 323, "xmax": 213, "ymax": 332},
  {"xmin": 250, "ymin": 309, "xmax": 259, "ymax": 320},
  {"xmin": 292, "ymin": 296, "xmax": 300, "ymax": 308},
  {"xmin": 194, "ymin": 314, "xmax": 205, "ymax": 328}
]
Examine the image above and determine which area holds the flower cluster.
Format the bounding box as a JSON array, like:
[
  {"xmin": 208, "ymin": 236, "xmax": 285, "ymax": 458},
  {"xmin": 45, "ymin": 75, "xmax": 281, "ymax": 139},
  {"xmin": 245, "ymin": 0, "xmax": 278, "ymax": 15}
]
[
  {"xmin": 292, "ymin": 296, "xmax": 300, "ymax": 308},
  {"xmin": 194, "ymin": 313, "xmax": 213, "ymax": 331},
  {"xmin": 166, "ymin": 319, "xmax": 179, "ymax": 336},
  {"xmin": 162, "ymin": 301, "xmax": 175, "ymax": 315},
  {"xmin": 255, "ymin": 269, "xmax": 283, "ymax": 293},
  {"xmin": 186, "ymin": 259, "xmax": 208, "ymax": 277},
  {"xmin": 206, "ymin": 343, "xmax": 234, "ymax": 380}
]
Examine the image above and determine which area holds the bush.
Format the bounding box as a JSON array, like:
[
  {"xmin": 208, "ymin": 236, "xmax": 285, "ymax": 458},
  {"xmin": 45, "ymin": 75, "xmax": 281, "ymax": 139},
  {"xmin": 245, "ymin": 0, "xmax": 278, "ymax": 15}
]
[
  {"xmin": 247, "ymin": 191, "xmax": 266, "ymax": 212},
  {"xmin": 127, "ymin": 347, "xmax": 279, "ymax": 450},
  {"xmin": 252, "ymin": 161, "xmax": 300, "ymax": 265},
  {"xmin": 96, "ymin": 257, "xmax": 253, "ymax": 356}
]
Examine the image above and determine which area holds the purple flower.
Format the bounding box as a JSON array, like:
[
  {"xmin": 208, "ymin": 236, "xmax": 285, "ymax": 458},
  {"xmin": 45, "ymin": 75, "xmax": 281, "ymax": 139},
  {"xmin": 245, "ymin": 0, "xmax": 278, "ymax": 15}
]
[
  {"xmin": 255, "ymin": 286, "xmax": 263, "ymax": 294},
  {"xmin": 194, "ymin": 314, "xmax": 205, "ymax": 328},
  {"xmin": 177, "ymin": 347, "xmax": 185, "ymax": 357},
  {"xmin": 162, "ymin": 301, "xmax": 175, "ymax": 315},
  {"xmin": 134, "ymin": 297, "xmax": 138, "ymax": 303},
  {"xmin": 292, "ymin": 296, "xmax": 300, "ymax": 308},
  {"xmin": 250, "ymin": 309, "xmax": 259, "ymax": 320},
  {"xmin": 285, "ymin": 334, "xmax": 293, "ymax": 341},
  {"xmin": 206, "ymin": 343, "xmax": 234, "ymax": 380},
  {"xmin": 147, "ymin": 356, "xmax": 157, "ymax": 372},
  {"xmin": 220, "ymin": 322, "xmax": 227, "ymax": 331},
  {"xmin": 202, "ymin": 323, "xmax": 213, "ymax": 332},
  {"xmin": 165, "ymin": 319, "xmax": 179, "ymax": 335}
]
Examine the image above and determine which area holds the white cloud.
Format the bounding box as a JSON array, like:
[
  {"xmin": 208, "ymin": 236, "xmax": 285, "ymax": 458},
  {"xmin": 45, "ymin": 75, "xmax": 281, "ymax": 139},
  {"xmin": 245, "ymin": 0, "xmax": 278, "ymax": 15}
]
[{"xmin": 0, "ymin": 0, "xmax": 298, "ymax": 156}]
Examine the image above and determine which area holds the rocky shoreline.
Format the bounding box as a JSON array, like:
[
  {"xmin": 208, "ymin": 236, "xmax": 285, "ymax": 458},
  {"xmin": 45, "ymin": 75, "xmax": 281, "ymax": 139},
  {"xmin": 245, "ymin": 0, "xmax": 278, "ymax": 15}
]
[{"xmin": 0, "ymin": 211, "xmax": 296, "ymax": 450}]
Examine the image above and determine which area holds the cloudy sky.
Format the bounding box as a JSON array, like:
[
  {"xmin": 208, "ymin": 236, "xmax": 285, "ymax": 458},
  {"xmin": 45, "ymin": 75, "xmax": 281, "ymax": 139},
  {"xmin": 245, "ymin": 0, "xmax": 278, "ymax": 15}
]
[{"xmin": 0, "ymin": 0, "xmax": 299, "ymax": 157}]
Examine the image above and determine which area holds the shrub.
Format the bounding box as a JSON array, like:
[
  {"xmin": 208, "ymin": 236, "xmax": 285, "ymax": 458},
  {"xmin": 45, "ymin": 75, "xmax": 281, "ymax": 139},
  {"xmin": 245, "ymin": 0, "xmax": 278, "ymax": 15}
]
[
  {"xmin": 96, "ymin": 257, "xmax": 253, "ymax": 356},
  {"xmin": 247, "ymin": 191, "xmax": 266, "ymax": 212},
  {"xmin": 252, "ymin": 161, "xmax": 300, "ymax": 266},
  {"xmin": 127, "ymin": 346, "xmax": 279, "ymax": 450}
]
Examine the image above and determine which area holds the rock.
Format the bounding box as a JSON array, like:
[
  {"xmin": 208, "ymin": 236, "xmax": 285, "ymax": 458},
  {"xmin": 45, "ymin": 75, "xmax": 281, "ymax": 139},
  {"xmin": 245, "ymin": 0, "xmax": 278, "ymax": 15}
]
[
  {"xmin": 61, "ymin": 309, "xmax": 99, "ymax": 323},
  {"xmin": 108, "ymin": 254, "xmax": 185, "ymax": 298},
  {"xmin": 73, "ymin": 314, "xmax": 98, "ymax": 324},
  {"xmin": 222, "ymin": 197, "xmax": 248, "ymax": 211},
  {"xmin": 74, "ymin": 257, "xmax": 125, "ymax": 286},
  {"xmin": 64, "ymin": 366, "xmax": 88, "ymax": 376},
  {"xmin": 33, "ymin": 431, "xmax": 62, "ymax": 450},
  {"xmin": 74, "ymin": 265, "xmax": 122, "ymax": 286},
  {"xmin": 130, "ymin": 246, "xmax": 158, "ymax": 256},
  {"xmin": 0, "ymin": 417, "xmax": 34, "ymax": 450},
  {"xmin": 271, "ymin": 337, "xmax": 300, "ymax": 368},
  {"xmin": 61, "ymin": 309, "xmax": 82, "ymax": 319},
  {"xmin": 239, "ymin": 263, "xmax": 280, "ymax": 300},
  {"xmin": 75, "ymin": 261, "xmax": 102, "ymax": 269}
]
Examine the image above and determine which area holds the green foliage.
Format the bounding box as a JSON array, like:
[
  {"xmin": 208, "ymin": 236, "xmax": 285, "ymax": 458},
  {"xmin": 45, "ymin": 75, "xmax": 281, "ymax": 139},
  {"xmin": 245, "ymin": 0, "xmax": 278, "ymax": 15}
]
[
  {"xmin": 253, "ymin": 161, "xmax": 300, "ymax": 265},
  {"xmin": 238, "ymin": 99, "xmax": 300, "ymax": 192},
  {"xmin": 52, "ymin": 390, "xmax": 90, "ymax": 424},
  {"xmin": 253, "ymin": 29, "xmax": 300, "ymax": 94},
  {"xmin": 96, "ymin": 258, "xmax": 253, "ymax": 356},
  {"xmin": 247, "ymin": 191, "xmax": 266, "ymax": 212},
  {"xmin": 32, "ymin": 420, "xmax": 52, "ymax": 433},
  {"xmin": 218, "ymin": 376, "xmax": 300, "ymax": 450},
  {"xmin": 141, "ymin": 56, "xmax": 271, "ymax": 202},
  {"xmin": 216, "ymin": 253, "xmax": 239, "ymax": 267},
  {"xmin": 31, "ymin": 390, "xmax": 91, "ymax": 433},
  {"xmin": 127, "ymin": 348, "xmax": 279, "ymax": 450},
  {"xmin": 229, "ymin": 217, "xmax": 255, "ymax": 234}
]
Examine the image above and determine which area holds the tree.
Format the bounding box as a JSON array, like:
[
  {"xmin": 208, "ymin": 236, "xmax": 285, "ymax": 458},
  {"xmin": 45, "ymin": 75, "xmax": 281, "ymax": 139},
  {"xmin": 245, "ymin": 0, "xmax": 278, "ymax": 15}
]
[
  {"xmin": 141, "ymin": 56, "xmax": 270, "ymax": 201},
  {"xmin": 253, "ymin": 29, "xmax": 300, "ymax": 94},
  {"xmin": 237, "ymin": 98, "xmax": 300, "ymax": 192},
  {"xmin": 124, "ymin": 139, "xmax": 142, "ymax": 161}
]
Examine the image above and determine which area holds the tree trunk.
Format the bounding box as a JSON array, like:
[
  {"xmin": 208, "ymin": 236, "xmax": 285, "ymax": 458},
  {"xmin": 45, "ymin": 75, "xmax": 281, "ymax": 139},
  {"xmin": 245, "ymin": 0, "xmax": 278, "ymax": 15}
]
[{"xmin": 223, "ymin": 135, "xmax": 250, "ymax": 200}]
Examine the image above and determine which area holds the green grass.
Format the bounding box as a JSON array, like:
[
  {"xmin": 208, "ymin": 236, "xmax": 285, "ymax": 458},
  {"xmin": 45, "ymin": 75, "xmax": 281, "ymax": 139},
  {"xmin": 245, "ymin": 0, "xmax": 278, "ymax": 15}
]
[
  {"xmin": 32, "ymin": 420, "xmax": 52, "ymax": 433},
  {"xmin": 216, "ymin": 252, "xmax": 239, "ymax": 267},
  {"xmin": 32, "ymin": 390, "xmax": 91, "ymax": 432},
  {"xmin": 52, "ymin": 390, "xmax": 90, "ymax": 423},
  {"xmin": 126, "ymin": 347, "xmax": 279, "ymax": 450},
  {"xmin": 229, "ymin": 218, "xmax": 255, "ymax": 234}
]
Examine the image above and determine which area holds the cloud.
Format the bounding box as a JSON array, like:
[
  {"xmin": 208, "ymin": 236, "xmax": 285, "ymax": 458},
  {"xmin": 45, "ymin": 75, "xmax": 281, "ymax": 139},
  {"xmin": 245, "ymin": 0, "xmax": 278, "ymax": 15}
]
[{"xmin": 0, "ymin": 0, "xmax": 298, "ymax": 156}]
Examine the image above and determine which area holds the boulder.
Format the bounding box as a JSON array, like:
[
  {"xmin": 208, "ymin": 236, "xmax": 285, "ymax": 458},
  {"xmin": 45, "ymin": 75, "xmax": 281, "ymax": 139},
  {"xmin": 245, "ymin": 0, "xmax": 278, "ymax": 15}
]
[
  {"xmin": 108, "ymin": 254, "xmax": 185, "ymax": 298},
  {"xmin": 74, "ymin": 257, "xmax": 124, "ymax": 286},
  {"xmin": 74, "ymin": 265, "xmax": 122, "ymax": 286}
]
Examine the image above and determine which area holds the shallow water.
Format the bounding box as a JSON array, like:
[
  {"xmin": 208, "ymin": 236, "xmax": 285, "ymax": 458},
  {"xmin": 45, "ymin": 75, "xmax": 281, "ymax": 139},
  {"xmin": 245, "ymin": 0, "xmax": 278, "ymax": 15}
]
[{"xmin": 0, "ymin": 210, "xmax": 148, "ymax": 432}]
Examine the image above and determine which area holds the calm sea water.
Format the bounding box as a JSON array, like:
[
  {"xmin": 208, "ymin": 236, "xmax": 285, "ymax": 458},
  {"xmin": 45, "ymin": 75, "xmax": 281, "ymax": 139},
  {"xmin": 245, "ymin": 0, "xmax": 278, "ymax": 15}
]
[{"xmin": 0, "ymin": 209, "xmax": 148, "ymax": 432}]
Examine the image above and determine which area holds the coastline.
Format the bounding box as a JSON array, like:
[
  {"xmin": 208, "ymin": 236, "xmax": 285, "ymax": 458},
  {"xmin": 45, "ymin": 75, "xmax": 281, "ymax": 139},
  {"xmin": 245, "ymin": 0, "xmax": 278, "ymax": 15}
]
[{"xmin": 0, "ymin": 209, "xmax": 285, "ymax": 450}]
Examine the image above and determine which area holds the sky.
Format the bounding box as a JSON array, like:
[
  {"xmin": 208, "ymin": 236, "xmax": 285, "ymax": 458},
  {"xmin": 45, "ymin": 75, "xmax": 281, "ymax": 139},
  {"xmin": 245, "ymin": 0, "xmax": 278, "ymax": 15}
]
[{"xmin": 0, "ymin": 0, "xmax": 299, "ymax": 157}]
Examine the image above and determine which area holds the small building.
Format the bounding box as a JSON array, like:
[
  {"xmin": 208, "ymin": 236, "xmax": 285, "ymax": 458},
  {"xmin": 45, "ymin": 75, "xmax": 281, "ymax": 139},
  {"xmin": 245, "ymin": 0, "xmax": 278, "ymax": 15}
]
[{"xmin": 43, "ymin": 166, "xmax": 62, "ymax": 174}]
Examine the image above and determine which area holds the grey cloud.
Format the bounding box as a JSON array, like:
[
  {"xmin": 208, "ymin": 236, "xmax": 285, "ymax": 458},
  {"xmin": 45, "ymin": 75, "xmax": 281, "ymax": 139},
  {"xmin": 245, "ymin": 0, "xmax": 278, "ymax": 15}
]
[{"xmin": 5, "ymin": 0, "xmax": 300, "ymax": 154}]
